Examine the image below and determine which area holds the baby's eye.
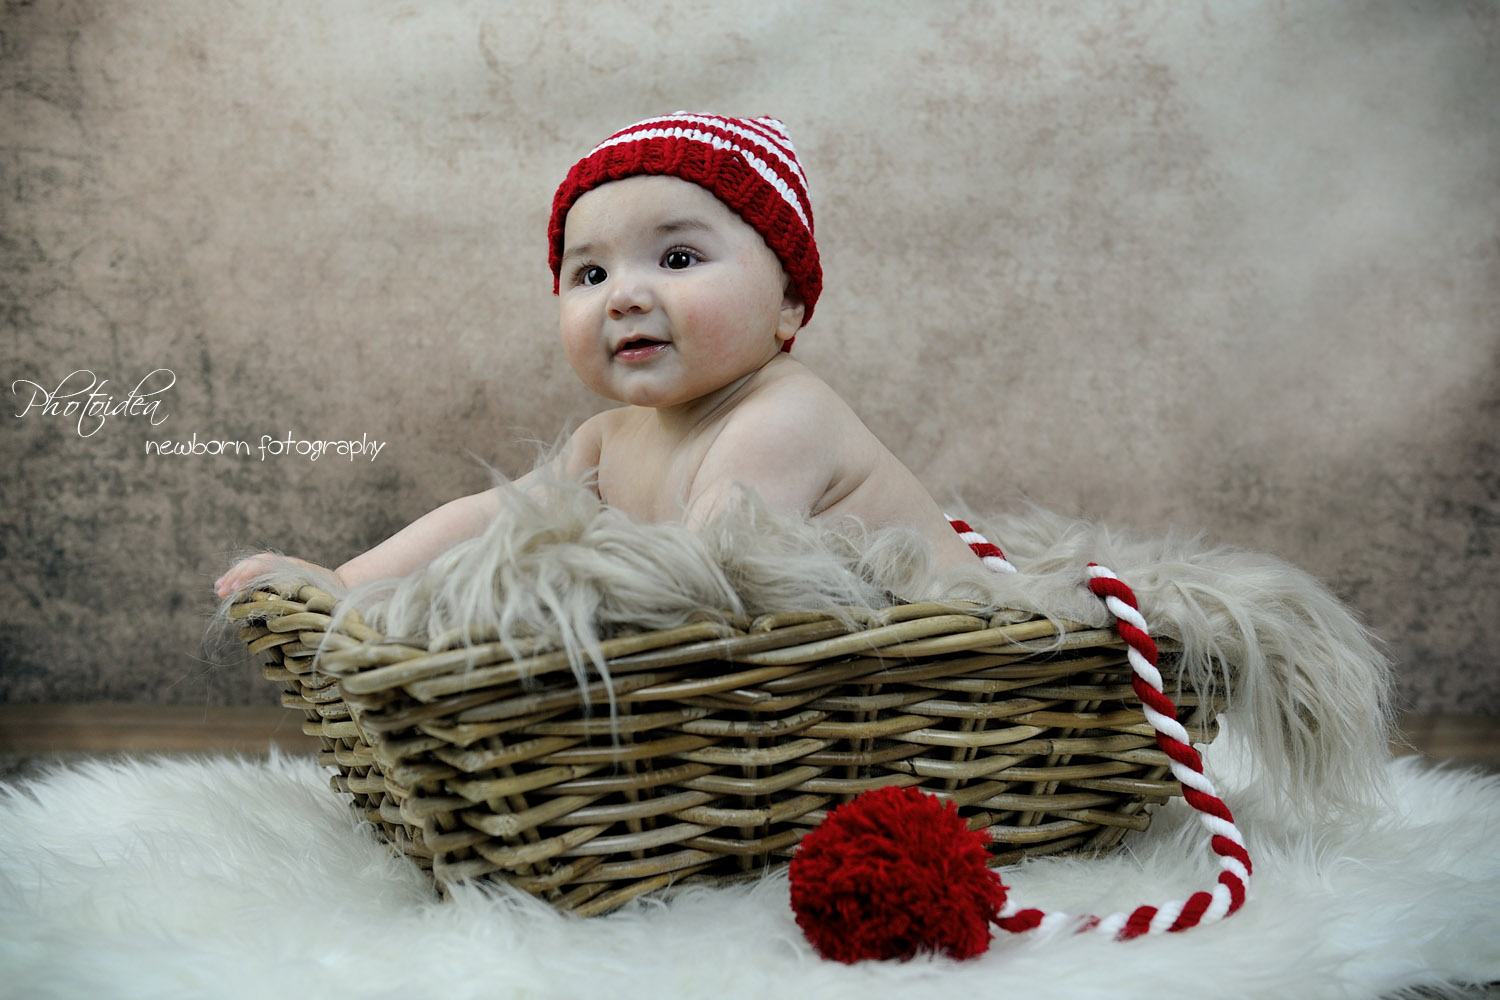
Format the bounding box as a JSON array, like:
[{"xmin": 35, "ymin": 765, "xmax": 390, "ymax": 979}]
[
  {"xmin": 661, "ymin": 248, "xmax": 699, "ymax": 270},
  {"xmin": 577, "ymin": 264, "xmax": 607, "ymax": 286}
]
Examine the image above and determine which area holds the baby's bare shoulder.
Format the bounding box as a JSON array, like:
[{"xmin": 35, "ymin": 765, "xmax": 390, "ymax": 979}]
[
  {"xmin": 702, "ymin": 365, "xmax": 876, "ymax": 491},
  {"xmin": 726, "ymin": 362, "xmax": 864, "ymax": 438},
  {"xmin": 561, "ymin": 408, "xmax": 625, "ymax": 476}
]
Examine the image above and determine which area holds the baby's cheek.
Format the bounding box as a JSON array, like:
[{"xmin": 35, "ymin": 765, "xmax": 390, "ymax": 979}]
[
  {"xmin": 680, "ymin": 302, "xmax": 731, "ymax": 348},
  {"xmin": 699, "ymin": 293, "xmax": 771, "ymax": 350},
  {"xmin": 558, "ymin": 329, "xmax": 605, "ymax": 387}
]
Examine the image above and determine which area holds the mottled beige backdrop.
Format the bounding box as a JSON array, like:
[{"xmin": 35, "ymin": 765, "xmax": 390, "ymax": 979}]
[{"xmin": 4, "ymin": 2, "xmax": 1497, "ymax": 715}]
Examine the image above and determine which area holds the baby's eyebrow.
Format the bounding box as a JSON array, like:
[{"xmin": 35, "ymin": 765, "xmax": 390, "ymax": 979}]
[
  {"xmin": 653, "ymin": 217, "xmax": 714, "ymax": 238},
  {"xmin": 560, "ymin": 242, "xmax": 595, "ymax": 264},
  {"xmin": 562, "ymin": 218, "xmax": 715, "ymax": 263}
]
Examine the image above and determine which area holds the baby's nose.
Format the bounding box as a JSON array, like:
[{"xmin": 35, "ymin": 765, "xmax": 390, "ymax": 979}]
[{"xmin": 605, "ymin": 271, "xmax": 654, "ymax": 317}]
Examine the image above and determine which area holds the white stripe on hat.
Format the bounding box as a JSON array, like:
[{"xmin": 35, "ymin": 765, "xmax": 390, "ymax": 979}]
[
  {"xmin": 672, "ymin": 113, "xmax": 810, "ymax": 202},
  {"xmin": 592, "ymin": 115, "xmax": 812, "ymax": 233},
  {"xmin": 595, "ymin": 113, "xmax": 809, "ymax": 192}
]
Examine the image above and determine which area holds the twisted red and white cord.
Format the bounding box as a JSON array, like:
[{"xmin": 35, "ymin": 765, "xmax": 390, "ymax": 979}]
[
  {"xmin": 949, "ymin": 522, "xmax": 1252, "ymax": 939},
  {"xmin": 946, "ymin": 516, "xmax": 1017, "ymax": 574}
]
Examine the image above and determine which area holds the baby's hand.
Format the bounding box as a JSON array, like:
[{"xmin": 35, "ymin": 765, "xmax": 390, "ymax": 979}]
[{"xmin": 214, "ymin": 554, "xmax": 341, "ymax": 599}]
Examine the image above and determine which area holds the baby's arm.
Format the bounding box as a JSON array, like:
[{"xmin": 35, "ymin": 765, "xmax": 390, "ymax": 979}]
[
  {"xmin": 213, "ymin": 489, "xmax": 501, "ymax": 598},
  {"xmin": 333, "ymin": 488, "xmax": 503, "ymax": 586},
  {"xmin": 214, "ymin": 421, "xmax": 604, "ymax": 600}
]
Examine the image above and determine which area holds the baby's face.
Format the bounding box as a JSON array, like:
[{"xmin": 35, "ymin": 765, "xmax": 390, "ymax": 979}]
[{"xmin": 557, "ymin": 175, "xmax": 804, "ymax": 411}]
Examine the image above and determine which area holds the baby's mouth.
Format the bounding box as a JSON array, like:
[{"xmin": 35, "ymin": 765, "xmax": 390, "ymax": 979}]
[{"xmin": 614, "ymin": 337, "xmax": 670, "ymax": 362}]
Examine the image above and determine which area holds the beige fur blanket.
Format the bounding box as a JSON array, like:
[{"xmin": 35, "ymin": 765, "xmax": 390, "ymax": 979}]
[{"xmin": 238, "ymin": 475, "xmax": 1392, "ymax": 818}]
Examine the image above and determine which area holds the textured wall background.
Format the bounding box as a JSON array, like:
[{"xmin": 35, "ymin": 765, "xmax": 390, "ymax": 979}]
[{"xmin": 3, "ymin": 1, "xmax": 1496, "ymax": 714}]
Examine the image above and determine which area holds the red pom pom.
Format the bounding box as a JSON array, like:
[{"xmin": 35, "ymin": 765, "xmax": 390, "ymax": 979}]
[{"xmin": 788, "ymin": 785, "xmax": 1008, "ymax": 963}]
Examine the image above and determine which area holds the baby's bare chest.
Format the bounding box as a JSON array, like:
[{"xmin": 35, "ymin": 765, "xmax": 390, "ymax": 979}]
[{"xmin": 594, "ymin": 430, "xmax": 713, "ymax": 522}]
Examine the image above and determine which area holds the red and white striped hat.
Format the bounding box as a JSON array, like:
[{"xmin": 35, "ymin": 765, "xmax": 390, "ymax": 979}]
[{"xmin": 548, "ymin": 113, "xmax": 823, "ymax": 344}]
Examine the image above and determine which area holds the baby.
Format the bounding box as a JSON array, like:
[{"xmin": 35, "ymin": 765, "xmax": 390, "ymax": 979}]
[{"xmin": 215, "ymin": 113, "xmax": 980, "ymax": 600}]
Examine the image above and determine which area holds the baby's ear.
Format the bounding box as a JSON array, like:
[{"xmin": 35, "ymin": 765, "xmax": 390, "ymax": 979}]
[{"xmin": 777, "ymin": 287, "xmax": 806, "ymax": 344}]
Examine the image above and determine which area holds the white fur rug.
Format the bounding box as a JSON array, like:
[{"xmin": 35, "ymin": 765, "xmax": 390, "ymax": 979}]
[{"xmin": 2, "ymin": 731, "xmax": 1496, "ymax": 999}]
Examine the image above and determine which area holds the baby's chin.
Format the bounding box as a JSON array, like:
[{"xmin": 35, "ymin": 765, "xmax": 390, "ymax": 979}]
[{"xmin": 593, "ymin": 368, "xmax": 772, "ymax": 412}]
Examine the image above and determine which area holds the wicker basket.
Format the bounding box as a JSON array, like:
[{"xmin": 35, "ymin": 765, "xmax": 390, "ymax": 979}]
[{"xmin": 233, "ymin": 584, "xmax": 1220, "ymax": 917}]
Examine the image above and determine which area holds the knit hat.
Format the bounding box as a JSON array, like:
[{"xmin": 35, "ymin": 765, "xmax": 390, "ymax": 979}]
[{"xmin": 548, "ymin": 113, "xmax": 823, "ymax": 346}]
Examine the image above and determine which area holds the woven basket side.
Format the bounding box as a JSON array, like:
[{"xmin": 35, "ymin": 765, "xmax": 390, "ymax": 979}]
[
  {"xmin": 232, "ymin": 587, "xmax": 422, "ymax": 861},
  {"xmin": 234, "ymin": 588, "xmax": 1221, "ymax": 915}
]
